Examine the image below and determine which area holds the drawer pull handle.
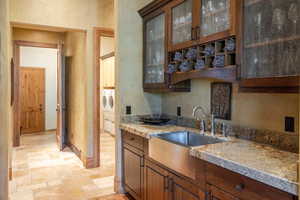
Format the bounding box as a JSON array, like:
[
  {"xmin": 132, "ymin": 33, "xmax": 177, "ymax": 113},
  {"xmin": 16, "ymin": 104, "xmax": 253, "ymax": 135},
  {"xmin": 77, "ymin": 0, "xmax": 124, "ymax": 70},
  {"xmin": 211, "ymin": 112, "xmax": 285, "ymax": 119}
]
[
  {"xmin": 235, "ymin": 184, "xmax": 245, "ymax": 191},
  {"xmin": 130, "ymin": 137, "xmax": 135, "ymax": 141}
]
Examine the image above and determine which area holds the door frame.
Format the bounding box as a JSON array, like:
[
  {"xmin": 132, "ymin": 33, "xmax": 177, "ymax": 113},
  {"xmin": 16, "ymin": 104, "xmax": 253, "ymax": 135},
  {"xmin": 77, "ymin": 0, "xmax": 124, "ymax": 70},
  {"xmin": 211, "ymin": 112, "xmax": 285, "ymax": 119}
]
[
  {"xmin": 93, "ymin": 27, "xmax": 114, "ymax": 167},
  {"xmin": 19, "ymin": 67, "xmax": 46, "ymax": 134},
  {"xmin": 13, "ymin": 40, "xmax": 58, "ymax": 147}
]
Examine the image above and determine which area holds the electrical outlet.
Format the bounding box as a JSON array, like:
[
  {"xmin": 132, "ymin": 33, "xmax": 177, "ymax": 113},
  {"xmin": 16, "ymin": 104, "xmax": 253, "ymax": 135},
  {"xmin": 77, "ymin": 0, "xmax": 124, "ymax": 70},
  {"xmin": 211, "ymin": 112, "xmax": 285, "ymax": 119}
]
[
  {"xmin": 177, "ymin": 106, "xmax": 181, "ymax": 117},
  {"xmin": 285, "ymin": 117, "xmax": 294, "ymax": 132},
  {"xmin": 126, "ymin": 106, "xmax": 132, "ymax": 115}
]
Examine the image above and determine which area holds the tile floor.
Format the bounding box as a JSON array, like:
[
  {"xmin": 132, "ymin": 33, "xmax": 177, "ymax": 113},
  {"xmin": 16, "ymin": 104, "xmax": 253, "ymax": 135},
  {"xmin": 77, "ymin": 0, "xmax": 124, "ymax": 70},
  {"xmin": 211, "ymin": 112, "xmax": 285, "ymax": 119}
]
[{"xmin": 10, "ymin": 131, "xmax": 127, "ymax": 200}]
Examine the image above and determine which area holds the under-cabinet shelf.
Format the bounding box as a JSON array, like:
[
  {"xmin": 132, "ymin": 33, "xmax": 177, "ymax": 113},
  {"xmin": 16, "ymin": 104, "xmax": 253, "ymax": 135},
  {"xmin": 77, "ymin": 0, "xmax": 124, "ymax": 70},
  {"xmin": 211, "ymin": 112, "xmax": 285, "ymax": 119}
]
[
  {"xmin": 171, "ymin": 65, "xmax": 237, "ymax": 84},
  {"xmin": 168, "ymin": 37, "xmax": 237, "ymax": 84}
]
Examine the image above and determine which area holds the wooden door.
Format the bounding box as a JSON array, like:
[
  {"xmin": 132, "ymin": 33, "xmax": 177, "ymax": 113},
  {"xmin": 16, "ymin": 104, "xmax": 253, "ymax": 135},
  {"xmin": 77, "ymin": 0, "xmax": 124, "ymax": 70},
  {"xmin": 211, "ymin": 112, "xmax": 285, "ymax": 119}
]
[
  {"xmin": 169, "ymin": 174, "xmax": 205, "ymax": 200},
  {"xmin": 123, "ymin": 147, "xmax": 143, "ymax": 200},
  {"xmin": 56, "ymin": 43, "xmax": 67, "ymax": 150},
  {"xmin": 20, "ymin": 67, "xmax": 45, "ymax": 134},
  {"xmin": 207, "ymin": 185, "xmax": 240, "ymax": 200},
  {"xmin": 144, "ymin": 160, "xmax": 169, "ymax": 200}
]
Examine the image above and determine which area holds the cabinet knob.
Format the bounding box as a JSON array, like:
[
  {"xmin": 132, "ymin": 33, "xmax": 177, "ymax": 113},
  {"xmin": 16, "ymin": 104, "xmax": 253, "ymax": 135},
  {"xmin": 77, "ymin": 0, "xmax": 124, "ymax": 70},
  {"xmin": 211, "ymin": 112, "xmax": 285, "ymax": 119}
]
[
  {"xmin": 235, "ymin": 184, "xmax": 245, "ymax": 191},
  {"xmin": 130, "ymin": 137, "xmax": 135, "ymax": 141}
]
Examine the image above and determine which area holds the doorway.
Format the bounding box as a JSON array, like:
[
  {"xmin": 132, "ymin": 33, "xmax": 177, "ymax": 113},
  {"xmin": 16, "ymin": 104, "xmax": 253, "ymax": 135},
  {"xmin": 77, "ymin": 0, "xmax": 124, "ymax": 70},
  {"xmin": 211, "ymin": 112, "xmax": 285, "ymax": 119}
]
[
  {"xmin": 93, "ymin": 26, "xmax": 116, "ymax": 194},
  {"xmin": 93, "ymin": 28, "xmax": 114, "ymax": 167},
  {"xmin": 13, "ymin": 40, "xmax": 65, "ymax": 149}
]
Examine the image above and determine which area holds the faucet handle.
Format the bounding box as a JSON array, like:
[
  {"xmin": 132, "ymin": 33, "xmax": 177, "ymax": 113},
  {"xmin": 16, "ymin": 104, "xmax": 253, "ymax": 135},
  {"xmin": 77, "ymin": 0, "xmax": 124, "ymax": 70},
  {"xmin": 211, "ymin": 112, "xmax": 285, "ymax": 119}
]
[
  {"xmin": 222, "ymin": 122, "xmax": 227, "ymax": 137},
  {"xmin": 200, "ymin": 119, "xmax": 205, "ymax": 133}
]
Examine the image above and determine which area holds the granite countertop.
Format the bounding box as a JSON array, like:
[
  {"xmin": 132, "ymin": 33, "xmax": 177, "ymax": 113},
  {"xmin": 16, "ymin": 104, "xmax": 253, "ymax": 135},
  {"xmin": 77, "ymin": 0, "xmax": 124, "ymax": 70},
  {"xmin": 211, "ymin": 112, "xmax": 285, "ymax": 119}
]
[
  {"xmin": 120, "ymin": 122, "xmax": 200, "ymax": 139},
  {"xmin": 120, "ymin": 123, "xmax": 299, "ymax": 196}
]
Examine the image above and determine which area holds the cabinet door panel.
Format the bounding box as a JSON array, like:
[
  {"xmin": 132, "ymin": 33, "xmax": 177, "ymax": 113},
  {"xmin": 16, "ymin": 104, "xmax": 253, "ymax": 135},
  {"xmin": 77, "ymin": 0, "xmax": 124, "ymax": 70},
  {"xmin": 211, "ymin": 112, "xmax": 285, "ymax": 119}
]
[
  {"xmin": 172, "ymin": 184, "xmax": 200, "ymax": 200},
  {"xmin": 172, "ymin": 0, "xmax": 193, "ymax": 45},
  {"xmin": 124, "ymin": 148, "xmax": 143, "ymax": 199},
  {"xmin": 208, "ymin": 185, "xmax": 240, "ymax": 200},
  {"xmin": 169, "ymin": 174, "xmax": 204, "ymax": 200},
  {"xmin": 242, "ymin": 0, "xmax": 300, "ymax": 79},
  {"xmin": 144, "ymin": 161, "xmax": 168, "ymax": 200},
  {"xmin": 200, "ymin": 0, "xmax": 231, "ymax": 37},
  {"xmin": 145, "ymin": 13, "xmax": 165, "ymax": 84}
]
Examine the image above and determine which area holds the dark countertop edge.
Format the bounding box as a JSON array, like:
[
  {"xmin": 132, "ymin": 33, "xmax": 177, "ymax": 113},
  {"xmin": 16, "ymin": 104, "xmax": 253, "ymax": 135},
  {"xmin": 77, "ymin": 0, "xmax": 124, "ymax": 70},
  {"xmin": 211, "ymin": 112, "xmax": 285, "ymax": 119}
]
[{"xmin": 190, "ymin": 149, "xmax": 298, "ymax": 196}]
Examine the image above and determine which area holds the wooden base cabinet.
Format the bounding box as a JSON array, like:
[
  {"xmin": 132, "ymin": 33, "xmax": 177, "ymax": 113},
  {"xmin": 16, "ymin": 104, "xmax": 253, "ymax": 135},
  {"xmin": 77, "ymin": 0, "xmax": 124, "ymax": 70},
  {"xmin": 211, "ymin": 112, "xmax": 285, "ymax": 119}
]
[
  {"xmin": 123, "ymin": 147, "xmax": 144, "ymax": 200},
  {"xmin": 122, "ymin": 130, "xmax": 147, "ymax": 200},
  {"xmin": 207, "ymin": 184, "xmax": 240, "ymax": 200},
  {"xmin": 169, "ymin": 173, "xmax": 205, "ymax": 200},
  {"xmin": 144, "ymin": 159, "xmax": 169, "ymax": 200},
  {"xmin": 121, "ymin": 130, "xmax": 297, "ymax": 200},
  {"xmin": 144, "ymin": 159, "xmax": 205, "ymax": 200}
]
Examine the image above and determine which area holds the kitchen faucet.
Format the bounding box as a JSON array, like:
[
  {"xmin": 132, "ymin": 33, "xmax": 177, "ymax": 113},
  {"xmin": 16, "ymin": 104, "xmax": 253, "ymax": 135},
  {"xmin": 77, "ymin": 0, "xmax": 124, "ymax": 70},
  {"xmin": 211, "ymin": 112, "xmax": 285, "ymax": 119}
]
[
  {"xmin": 192, "ymin": 106, "xmax": 208, "ymax": 134},
  {"xmin": 192, "ymin": 106, "xmax": 216, "ymax": 137}
]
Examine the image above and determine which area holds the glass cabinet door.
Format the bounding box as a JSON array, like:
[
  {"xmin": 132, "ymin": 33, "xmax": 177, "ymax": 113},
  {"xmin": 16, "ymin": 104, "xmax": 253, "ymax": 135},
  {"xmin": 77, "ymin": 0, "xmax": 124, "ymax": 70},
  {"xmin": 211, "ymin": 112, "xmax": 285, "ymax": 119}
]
[
  {"xmin": 200, "ymin": 0, "xmax": 230, "ymax": 37},
  {"xmin": 242, "ymin": 0, "xmax": 300, "ymax": 79},
  {"xmin": 145, "ymin": 13, "xmax": 165, "ymax": 84},
  {"xmin": 172, "ymin": 0, "xmax": 193, "ymax": 45}
]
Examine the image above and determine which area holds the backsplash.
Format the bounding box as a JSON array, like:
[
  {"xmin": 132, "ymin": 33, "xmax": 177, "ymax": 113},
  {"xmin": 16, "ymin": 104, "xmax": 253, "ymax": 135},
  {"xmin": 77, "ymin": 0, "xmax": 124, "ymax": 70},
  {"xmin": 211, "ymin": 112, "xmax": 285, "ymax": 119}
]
[{"xmin": 122, "ymin": 114, "xmax": 299, "ymax": 153}]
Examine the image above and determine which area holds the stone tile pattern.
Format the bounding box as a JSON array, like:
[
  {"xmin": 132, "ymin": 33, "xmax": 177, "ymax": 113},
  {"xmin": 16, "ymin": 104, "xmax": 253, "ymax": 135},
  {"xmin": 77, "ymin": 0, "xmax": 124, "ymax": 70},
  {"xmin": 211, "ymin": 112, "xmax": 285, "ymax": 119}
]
[
  {"xmin": 122, "ymin": 114, "xmax": 299, "ymax": 153},
  {"xmin": 120, "ymin": 122, "xmax": 298, "ymax": 196},
  {"xmin": 10, "ymin": 132, "xmax": 125, "ymax": 200}
]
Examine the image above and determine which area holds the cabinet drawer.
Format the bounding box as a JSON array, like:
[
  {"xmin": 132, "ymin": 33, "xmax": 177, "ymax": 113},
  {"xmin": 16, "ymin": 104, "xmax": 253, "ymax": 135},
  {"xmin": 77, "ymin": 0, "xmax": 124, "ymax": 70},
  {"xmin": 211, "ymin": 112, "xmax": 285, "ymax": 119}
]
[
  {"xmin": 122, "ymin": 131, "xmax": 144, "ymax": 151},
  {"xmin": 206, "ymin": 163, "xmax": 295, "ymax": 200}
]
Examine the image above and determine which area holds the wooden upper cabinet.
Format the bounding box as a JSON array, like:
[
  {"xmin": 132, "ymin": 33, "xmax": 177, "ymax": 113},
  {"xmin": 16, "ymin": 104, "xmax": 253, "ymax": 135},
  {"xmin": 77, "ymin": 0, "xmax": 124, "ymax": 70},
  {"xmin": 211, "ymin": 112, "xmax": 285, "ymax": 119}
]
[
  {"xmin": 196, "ymin": 0, "xmax": 238, "ymax": 43},
  {"xmin": 140, "ymin": 5, "xmax": 191, "ymax": 92},
  {"xmin": 167, "ymin": 0, "xmax": 239, "ymax": 51},
  {"xmin": 167, "ymin": 0, "xmax": 195, "ymax": 51},
  {"xmin": 239, "ymin": 0, "xmax": 300, "ymax": 92},
  {"xmin": 102, "ymin": 55, "xmax": 115, "ymax": 88},
  {"xmin": 143, "ymin": 9, "xmax": 168, "ymax": 90}
]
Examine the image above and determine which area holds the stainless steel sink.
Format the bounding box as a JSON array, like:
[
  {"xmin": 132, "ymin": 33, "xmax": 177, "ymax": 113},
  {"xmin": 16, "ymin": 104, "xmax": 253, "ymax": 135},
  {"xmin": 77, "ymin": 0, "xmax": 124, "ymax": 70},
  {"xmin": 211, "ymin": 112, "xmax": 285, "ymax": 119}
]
[
  {"xmin": 149, "ymin": 131, "xmax": 226, "ymax": 180},
  {"xmin": 154, "ymin": 131, "xmax": 224, "ymax": 147}
]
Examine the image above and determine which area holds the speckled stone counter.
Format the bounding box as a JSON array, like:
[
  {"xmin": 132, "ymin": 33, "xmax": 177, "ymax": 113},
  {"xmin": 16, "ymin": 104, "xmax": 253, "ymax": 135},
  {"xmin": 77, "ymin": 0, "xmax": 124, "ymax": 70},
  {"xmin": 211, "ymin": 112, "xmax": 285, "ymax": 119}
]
[
  {"xmin": 190, "ymin": 139, "xmax": 298, "ymax": 195},
  {"xmin": 120, "ymin": 123, "xmax": 200, "ymax": 139},
  {"xmin": 120, "ymin": 123, "xmax": 299, "ymax": 195}
]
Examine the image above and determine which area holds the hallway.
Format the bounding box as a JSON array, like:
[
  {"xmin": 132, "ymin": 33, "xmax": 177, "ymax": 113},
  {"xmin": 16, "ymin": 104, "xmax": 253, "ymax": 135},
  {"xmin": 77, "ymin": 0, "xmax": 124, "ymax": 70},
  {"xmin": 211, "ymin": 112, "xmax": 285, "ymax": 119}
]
[{"xmin": 10, "ymin": 132, "xmax": 127, "ymax": 200}]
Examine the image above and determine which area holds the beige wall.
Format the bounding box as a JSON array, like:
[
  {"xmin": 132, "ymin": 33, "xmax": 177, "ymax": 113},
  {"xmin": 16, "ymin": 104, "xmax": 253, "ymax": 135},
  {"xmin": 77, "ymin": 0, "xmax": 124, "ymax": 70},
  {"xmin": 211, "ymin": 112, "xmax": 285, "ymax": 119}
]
[
  {"xmin": 13, "ymin": 28, "xmax": 65, "ymax": 44},
  {"xmin": 10, "ymin": 0, "xmax": 111, "ymax": 158},
  {"xmin": 64, "ymin": 31, "xmax": 88, "ymax": 156},
  {"xmin": 100, "ymin": 0, "xmax": 115, "ymax": 29},
  {"xmin": 162, "ymin": 80, "xmax": 299, "ymax": 133},
  {"xmin": 114, "ymin": 0, "xmax": 159, "ymax": 192},
  {"xmin": 0, "ymin": 0, "xmax": 10, "ymax": 198}
]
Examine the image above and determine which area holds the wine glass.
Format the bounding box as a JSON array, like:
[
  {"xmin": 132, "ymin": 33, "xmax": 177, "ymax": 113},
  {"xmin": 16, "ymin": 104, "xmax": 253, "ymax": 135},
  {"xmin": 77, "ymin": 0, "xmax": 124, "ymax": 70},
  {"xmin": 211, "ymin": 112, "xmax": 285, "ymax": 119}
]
[
  {"xmin": 272, "ymin": 8, "xmax": 286, "ymax": 33},
  {"xmin": 288, "ymin": 3, "xmax": 299, "ymax": 34}
]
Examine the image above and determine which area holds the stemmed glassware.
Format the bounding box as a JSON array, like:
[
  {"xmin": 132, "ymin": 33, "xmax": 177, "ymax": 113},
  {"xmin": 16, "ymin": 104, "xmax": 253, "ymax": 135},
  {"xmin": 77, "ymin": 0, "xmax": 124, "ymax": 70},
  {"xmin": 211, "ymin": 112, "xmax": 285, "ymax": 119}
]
[{"xmin": 288, "ymin": 3, "xmax": 299, "ymax": 35}]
